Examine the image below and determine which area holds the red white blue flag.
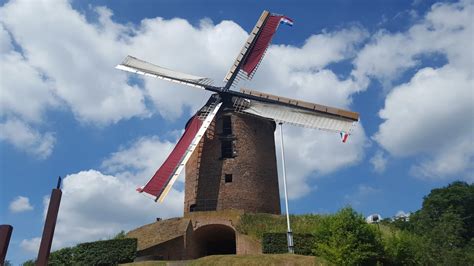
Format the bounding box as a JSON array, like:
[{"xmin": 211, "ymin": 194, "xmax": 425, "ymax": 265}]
[
  {"xmin": 340, "ymin": 132, "xmax": 349, "ymax": 143},
  {"xmin": 280, "ymin": 16, "xmax": 294, "ymax": 26}
]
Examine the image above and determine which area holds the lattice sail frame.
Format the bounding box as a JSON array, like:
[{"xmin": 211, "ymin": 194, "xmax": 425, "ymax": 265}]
[
  {"xmin": 233, "ymin": 88, "xmax": 359, "ymax": 134},
  {"xmin": 137, "ymin": 101, "xmax": 222, "ymax": 202}
]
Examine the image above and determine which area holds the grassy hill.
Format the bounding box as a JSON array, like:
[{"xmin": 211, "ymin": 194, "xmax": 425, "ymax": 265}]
[{"xmin": 236, "ymin": 213, "xmax": 322, "ymax": 239}]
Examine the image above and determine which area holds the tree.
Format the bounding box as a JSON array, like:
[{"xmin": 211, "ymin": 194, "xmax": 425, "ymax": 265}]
[
  {"xmin": 112, "ymin": 230, "xmax": 126, "ymax": 240},
  {"xmin": 384, "ymin": 230, "xmax": 426, "ymax": 265},
  {"xmin": 405, "ymin": 181, "xmax": 474, "ymax": 264},
  {"xmin": 414, "ymin": 181, "xmax": 474, "ymax": 240},
  {"xmin": 312, "ymin": 207, "xmax": 384, "ymax": 265},
  {"xmin": 49, "ymin": 247, "xmax": 75, "ymax": 265}
]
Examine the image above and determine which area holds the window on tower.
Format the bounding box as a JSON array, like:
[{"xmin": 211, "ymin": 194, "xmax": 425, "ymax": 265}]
[
  {"xmin": 225, "ymin": 174, "xmax": 233, "ymax": 183},
  {"xmin": 221, "ymin": 140, "xmax": 234, "ymax": 158},
  {"xmin": 222, "ymin": 116, "xmax": 232, "ymax": 135}
]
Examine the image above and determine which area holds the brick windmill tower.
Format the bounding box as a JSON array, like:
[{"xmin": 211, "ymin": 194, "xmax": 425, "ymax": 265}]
[{"xmin": 116, "ymin": 11, "xmax": 359, "ymax": 215}]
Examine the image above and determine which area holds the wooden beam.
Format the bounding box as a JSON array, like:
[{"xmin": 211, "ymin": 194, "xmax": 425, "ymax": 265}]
[
  {"xmin": 0, "ymin": 225, "xmax": 13, "ymax": 265},
  {"xmin": 240, "ymin": 88, "xmax": 360, "ymax": 121}
]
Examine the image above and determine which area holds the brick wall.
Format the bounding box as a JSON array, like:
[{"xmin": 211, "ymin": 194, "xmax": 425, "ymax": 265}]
[{"xmin": 185, "ymin": 111, "xmax": 281, "ymax": 214}]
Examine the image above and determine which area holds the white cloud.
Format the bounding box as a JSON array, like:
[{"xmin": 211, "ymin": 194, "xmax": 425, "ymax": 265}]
[
  {"xmin": 129, "ymin": 17, "xmax": 247, "ymax": 119},
  {"xmin": 102, "ymin": 136, "xmax": 176, "ymax": 183},
  {"xmin": 345, "ymin": 184, "xmax": 381, "ymax": 207},
  {"xmin": 0, "ymin": 119, "xmax": 55, "ymax": 159},
  {"xmin": 9, "ymin": 196, "xmax": 34, "ymax": 213},
  {"xmin": 0, "ymin": 22, "xmax": 57, "ymax": 158},
  {"xmin": 359, "ymin": 0, "xmax": 474, "ymax": 180},
  {"xmin": 353, "ymin": 1, "xmax": 474, "ymax": 87},
  {"xmin": 277, "ymin": 123, "xmax": 367, "ymax": 199},
  {"xmin": 0, "ymin": 1, "xmax": 147, "ymax": 125},
  {"xmin": 47, "ymin": 169, "xmax": 183, "ymax": 249},
  {"xmin": 370, "ymin": 150, "xmax": 388, "ymax": 174},
  {"xmin": 374, "ymin": 66, "xmax": 473, "ymax": 180},
  {"xmin": 20, "ymin": 237, "xmax": 41, "ymax": 254},
  {"xmin": 21, "ymin": 135, "xmax": 183, "ymax": 250},
  {"xmin": 248, "ymin": 26, "xmax": 368, "ymax": 108},
  {"xmin": 0, "ymin": 24, "xmax": 58, "ymax": 123}
]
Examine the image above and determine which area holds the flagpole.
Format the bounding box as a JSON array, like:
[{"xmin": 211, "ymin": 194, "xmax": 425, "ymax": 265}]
[{"xmin": 279, "ymin": 122, "xmax": 294, "ymax": 254}]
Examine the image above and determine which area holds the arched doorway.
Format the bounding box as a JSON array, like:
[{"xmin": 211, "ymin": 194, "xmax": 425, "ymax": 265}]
[{"xmin": 192, "ymin": 224, "xmax": 236, "ymax": 257}]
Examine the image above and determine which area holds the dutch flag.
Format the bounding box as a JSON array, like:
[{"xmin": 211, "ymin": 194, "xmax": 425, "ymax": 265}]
[
  {"xmin": 280, "ymin": 16, "xmax": 294, "ymax": 26},
  {"xmin": 340, "ymin": 132, "xmax": 349, "ymax": 143}
]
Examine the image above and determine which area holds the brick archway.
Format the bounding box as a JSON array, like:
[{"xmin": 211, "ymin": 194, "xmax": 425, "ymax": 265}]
[{"xmin": 191, "ymin": 224, "xmax": 236, "ymax": 257}]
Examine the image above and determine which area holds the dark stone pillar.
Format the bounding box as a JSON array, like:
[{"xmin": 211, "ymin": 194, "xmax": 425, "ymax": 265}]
[
  {"xmin": 37, "ymin": 178, "xmax": 62, "ymax": 266},
  {"xmin": 0, "ymin": 224, "xmax": 13, "ymax": 265}
]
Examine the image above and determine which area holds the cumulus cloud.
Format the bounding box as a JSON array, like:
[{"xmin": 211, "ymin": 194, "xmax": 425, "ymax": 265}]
[
  {"xmin": 0, "ymin": 119, "xmax": 55, "ymax": 159},
  {"xmin": 20, "ymin": 237, "xmax": 41, "ymax": 254},
  {"xmin": 47, "ymin": 169, "xmax": 183, "ymax": 249},
  {"xmin": 375, "ymin": 65, "xmax": 473, "ymax": 180},
  {"xmin": 277, "ymin": 123, "xmax": 367, "ymax": 199},
  {"xmin": 9, "ymin": 196, "xmax": 34, "ymax": 213},
  {"xmin": 102, "ymin": 136, "xmax": 177, "ymax": 183},
  {"xmin": 0, "ymin": 0, "xmax": 147, "ymax": 125},
  {"xmin": 352, "ymin": 0, "xmax": 473, "ymax": 87},
  {"xmin": 21, "ymin": 135, "xmax": 183, "ymax": 251},
  {"xmin": 0, "ymin": 24, "xmax": 58, "ymax": 123},
  {"xmin": 362, "ymin": 0, "xmax": 474, "ymax": 180},
  {"xmin": 370, "ymin": 150, "xmax": 388, "ymax": 174},
  {"xmin": 249, "ymin": 26, "xmax": 368, "ymax": 108},
  {"xmin": 344, "ymin": 184, "xmax": 381, "ymax": 207}
]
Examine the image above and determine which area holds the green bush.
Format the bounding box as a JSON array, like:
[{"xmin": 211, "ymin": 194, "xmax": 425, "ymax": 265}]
[
  {"xmin": 312, "ymin": 207, "xmax": 384, "ymax": 265},
  {"xmin": 74, "ymin": 238, "xmax": 137, "ymax": 265},
  {"xmin": 383, "ymin": 230, "xmax": 426, "ymax": 265},
  {"xmin": 22, "ymin": 238, "xmax": 137, "ymax": 265},
  {"xmin": 49, "ymin": 247, "xmax": 75, "ymax": 265},
  {"xmin": 262, "ymin": 233, "xmax": 315, "ymax": 255}
]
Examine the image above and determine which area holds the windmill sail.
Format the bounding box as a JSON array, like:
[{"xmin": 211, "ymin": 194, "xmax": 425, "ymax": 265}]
[
  {"xmin": 116, "ymin": 55, "xmax": 214, "ymax": 89},
  {"xmin": 224, "ymin": 11, "xmax": 293, "ymax": 87},
  {"xmin": 233, "ymin": 88, "xmax": 359, "ymax": 134},
  {"xmin": 138, "ymin": 101, "xmax": 222, "ymax": 202}
]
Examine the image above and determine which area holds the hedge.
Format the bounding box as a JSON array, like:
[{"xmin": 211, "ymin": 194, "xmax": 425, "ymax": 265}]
[
  {"xmin": 262, "ymin": 233, "xmax": 315, "ymax": 255},
  {"xmin": 74, "ymin": 238, "xmax": 137, "ymax": 265},
  {"xmin": 46, "ymin": 238, "xmax": 137, "ymax": 265}
]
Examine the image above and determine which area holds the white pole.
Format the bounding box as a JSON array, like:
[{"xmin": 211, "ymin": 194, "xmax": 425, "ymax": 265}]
[{"xmin": 279, "ymin": 122, "xmax": 294, "ymax": 254}]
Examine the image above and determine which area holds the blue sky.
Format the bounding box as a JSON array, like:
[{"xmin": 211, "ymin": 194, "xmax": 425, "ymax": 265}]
[{"xmin": 1, "ymin": 0, "xmax": 473, "ymax": 263}]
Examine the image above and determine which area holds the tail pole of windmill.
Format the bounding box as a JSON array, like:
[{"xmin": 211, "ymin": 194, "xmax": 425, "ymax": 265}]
[{"xmin": 116, "ymin": 10, "xmax": 359, "ymax": 254}]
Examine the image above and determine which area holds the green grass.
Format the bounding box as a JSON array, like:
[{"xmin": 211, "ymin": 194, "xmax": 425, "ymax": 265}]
[
  {"xmin": 236, "ymin": 213, "xmax": 323, "ymax": 239},
  {"xmin": 122, "ymin": 254, "xmax": 328, "ymax": 266}
]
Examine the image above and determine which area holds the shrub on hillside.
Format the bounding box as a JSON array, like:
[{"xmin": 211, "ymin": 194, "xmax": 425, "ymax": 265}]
[
  {"xmin": 22, "ymin": 238, "xmax": 137, "ymax": 265},
  {"xmin": 74, "ymin": 238, "xmax": 137, "ymax": 264},
  {"xmin": 383, "ymin": 230, "xmax": 426, "ymax": 265},
  {"xmin": 49, "ymin": 247, "xmax": 75, "ymax": 265},
  {"xmin": 262, "ymin": 233, "xmax": 315, "ymax": 255},
  {"xmin": 312, "ymin": 207, "xmax": 384, "ymax": 265}
]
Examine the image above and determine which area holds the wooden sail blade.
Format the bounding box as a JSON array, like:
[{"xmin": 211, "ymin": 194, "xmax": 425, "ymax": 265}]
[
  {"xmin": 116, "ymin": 55, "xmax": 214, "ymax": 89},
  {"xmin": 224, "ymin": 11, "xmax": 293, "ymax": 88},
  {"xmin": 137, "ymin": 101, "xmax": 222, "ymax": 202},
  {"xmin": 233, "ymin": 88, "xmax": 359, "ymax": 133}
]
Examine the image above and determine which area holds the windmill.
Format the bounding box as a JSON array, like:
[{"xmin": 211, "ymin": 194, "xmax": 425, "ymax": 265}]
[{"xmin": 116, "ymin": 10, "xmax": 359, "ymax": 209}]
